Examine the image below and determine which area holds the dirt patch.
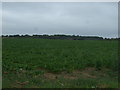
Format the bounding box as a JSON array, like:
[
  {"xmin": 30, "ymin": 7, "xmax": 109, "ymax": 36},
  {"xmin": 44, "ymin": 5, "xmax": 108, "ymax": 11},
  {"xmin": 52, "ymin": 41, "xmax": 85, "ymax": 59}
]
[
  {"xmin": 72, "ymin": 68, "xmax": 97, "ymax": 79},
  {"xmin": 81, "ymin": 68, "xmax": 97, "ymax": 78},
  {"xmin": 72, "ymin": 70, "xmax": 81, "ymax": 74},
  {"xmin": 11, "ymin": 81, "xmax": 29, "ymax": 88},
  {"xmin": 63, "ymin": 74, "xmax": 78, "ymax": 80},
  {"xmin": 16, "ymin": 81, "xmax": 29, "ymax": 85},
  {"xmin": 83, "ymin": 67, "xmax": 96, "ymax": 72},
  {"xmin": 44, "ymin": 71, "xmax": 79, "ymax": 80},
  {"xmin": 44, "ymin": 73, "xmax": 57, "ymax": 80},
  {"xmin": 81, "ymin": 72, "xmax": 97, "ymax": 78},
  {"xmin": 42, "ymin": 67, "xmax": 107, "ymax": 80},
  {"xmin": 3, "ymin": 72, "xmax": 8, "ymax": 74}
]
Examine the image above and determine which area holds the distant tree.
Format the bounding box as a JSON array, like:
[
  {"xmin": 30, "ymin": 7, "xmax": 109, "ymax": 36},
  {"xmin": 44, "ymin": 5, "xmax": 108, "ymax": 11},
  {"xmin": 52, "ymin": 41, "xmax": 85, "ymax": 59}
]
[
  {"xmin": 14, "ymin": 34, "xmax": 20, "ymax": 37},
  {"xmin": 24, "ymin": 34, "xmax": 30, "ymax": 37}
]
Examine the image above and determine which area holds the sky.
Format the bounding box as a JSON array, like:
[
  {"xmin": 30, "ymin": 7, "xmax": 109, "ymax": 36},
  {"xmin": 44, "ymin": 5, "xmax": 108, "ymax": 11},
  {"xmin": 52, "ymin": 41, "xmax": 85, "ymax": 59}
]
[{"xmin": 2, "ymin": 2, "xmax": 118, "ymax": 38}]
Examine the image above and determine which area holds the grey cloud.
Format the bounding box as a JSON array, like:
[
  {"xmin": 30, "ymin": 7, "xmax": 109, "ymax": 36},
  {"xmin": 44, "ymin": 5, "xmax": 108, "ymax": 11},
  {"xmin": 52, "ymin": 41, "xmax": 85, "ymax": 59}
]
[{"xmin": 2, "ymin": 2, "xmax": 118, "ymax": 38}]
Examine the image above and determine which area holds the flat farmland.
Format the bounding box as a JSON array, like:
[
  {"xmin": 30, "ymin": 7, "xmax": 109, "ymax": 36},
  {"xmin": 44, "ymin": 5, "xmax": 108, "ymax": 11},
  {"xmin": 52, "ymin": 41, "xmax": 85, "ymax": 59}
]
[{"xmin": 2, "ymin": 37, "xmax": 118, "ymax": 88}]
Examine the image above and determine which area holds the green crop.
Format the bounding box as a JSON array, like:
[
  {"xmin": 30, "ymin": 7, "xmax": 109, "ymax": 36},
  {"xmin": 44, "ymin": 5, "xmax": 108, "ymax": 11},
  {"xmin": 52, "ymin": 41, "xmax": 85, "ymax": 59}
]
[
  {"xmin": 2, "ymin": 37, "xmax": 118, "ymax": 72},
  {"xmin": 2, "ymin": 37, "xmax": 118, "ymax": 88}
]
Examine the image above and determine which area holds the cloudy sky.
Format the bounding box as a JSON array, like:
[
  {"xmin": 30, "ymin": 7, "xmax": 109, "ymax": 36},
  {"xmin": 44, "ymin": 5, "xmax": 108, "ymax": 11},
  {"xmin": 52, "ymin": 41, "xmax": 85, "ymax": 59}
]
[{"xmin": 2, "ymin": 2, "xmax": 118, "ymax": 38}]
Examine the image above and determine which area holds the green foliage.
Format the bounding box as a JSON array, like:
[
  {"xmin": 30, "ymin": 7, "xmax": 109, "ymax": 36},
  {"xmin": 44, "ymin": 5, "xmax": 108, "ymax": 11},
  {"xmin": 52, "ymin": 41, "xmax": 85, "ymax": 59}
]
[
  {"xmin": 2, "ymin": 38, "xmax": 118, "ymax": 72},
  {"xmin": 2, "ymin": 38, "xmax": 118, "ymax": 88}
]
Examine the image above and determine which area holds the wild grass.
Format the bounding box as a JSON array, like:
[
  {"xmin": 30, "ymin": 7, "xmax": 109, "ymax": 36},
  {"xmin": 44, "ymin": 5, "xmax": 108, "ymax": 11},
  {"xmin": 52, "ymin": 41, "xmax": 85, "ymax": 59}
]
[{"xmin": 2, "ymin": 37, "xmax": 118, "ymax": 88}]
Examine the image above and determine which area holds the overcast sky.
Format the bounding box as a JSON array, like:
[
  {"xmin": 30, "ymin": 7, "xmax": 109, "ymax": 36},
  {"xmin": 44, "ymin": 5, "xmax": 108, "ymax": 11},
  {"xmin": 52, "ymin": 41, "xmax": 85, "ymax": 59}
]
[{"xmin": 2, "ymin": 2, "xmax": 118, "ymax": 38}]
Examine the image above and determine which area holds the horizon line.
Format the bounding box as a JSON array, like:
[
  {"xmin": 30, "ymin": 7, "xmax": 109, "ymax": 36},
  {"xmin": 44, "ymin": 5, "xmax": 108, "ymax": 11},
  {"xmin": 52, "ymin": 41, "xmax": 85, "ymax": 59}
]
[{"xmin": 1, "ymin": 34, "xmax": 119, "ymax": 39}]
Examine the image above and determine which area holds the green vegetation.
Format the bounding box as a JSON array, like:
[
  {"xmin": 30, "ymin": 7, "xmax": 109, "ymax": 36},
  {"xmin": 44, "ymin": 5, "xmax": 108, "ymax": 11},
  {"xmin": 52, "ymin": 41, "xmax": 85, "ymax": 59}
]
[{"xmin": 2, "ymin": 37, "xmax": 118, "ymax": 88}]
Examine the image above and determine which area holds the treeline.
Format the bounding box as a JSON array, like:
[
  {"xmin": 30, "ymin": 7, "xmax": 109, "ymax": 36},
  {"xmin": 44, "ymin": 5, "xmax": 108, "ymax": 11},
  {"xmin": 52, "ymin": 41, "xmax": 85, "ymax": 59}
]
[{"xmin": 2, "ymin": 34, "xmax": 119, "ymax": 40}]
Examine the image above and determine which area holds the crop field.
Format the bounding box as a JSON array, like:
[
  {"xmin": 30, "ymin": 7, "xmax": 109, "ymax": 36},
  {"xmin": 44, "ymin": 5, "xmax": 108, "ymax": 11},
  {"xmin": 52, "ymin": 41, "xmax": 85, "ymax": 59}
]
[{"xmin": 2, "ymin": 37, "xmax": 118, "ymax": 88}]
